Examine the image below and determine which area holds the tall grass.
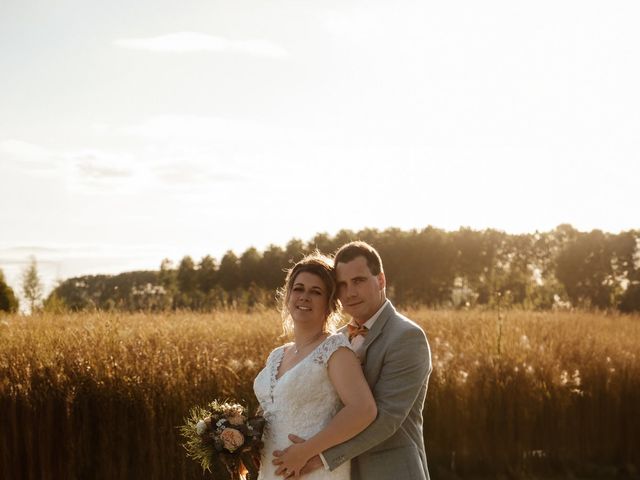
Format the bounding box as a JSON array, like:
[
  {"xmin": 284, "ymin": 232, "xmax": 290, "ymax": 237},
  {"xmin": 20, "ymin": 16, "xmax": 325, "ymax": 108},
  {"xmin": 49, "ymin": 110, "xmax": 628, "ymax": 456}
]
[
  {"xmin": 411, "ymin": 310, "xmax": 640, "ymax": 477},
  {"xmin": 0, "ymin": 309, "xmax": 638, "ymax": 479}
]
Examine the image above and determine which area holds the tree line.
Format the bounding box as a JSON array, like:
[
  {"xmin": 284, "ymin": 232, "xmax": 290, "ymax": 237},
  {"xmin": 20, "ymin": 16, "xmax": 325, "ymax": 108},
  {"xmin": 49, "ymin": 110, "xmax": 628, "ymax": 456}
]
[{"xmin": 2, "ymin": 224, "xmax": 638, "ymax": 314}]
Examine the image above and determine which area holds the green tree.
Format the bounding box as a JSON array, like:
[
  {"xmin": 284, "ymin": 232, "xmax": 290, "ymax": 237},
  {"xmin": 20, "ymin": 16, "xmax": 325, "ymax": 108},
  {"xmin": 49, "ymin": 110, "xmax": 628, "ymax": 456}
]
[
  {"xmin": 491, "ymin": 233, "xmax": 537, "ymax": 307},
  {"xmin": 0, "ymin": 269, "xmax": 19, "ymax": 313},
  {"xmin": 555, "ymin": 230, "xmax": 616, "ymax": 309},
  {"xmin": 389, "ymin": 227, "xmax": 456, "ymax": 306},
  {"xmin": 218, "ymin": 251, "xmax": 241, "ymax": 292},
  {"xmin": 176, "ymin": 256, "xmax": 197, "ymax": 295},
  {"xmin": 615, "ymin": 230, "xmax": 640, "ymax": 312},
  {"xmin": 284, "ymin": 238, "xmax": 307, "ymax": 265},
  {"xmin": 197, "ymin": 255, "xmax": 218, "ymax": 293},
  {"xmin": 21, "ymin": 256, "xmax": 43, "ymax": 313},
  {"xmin": 259, "ymin": 244, "xmax": 287, "ymax": 292},
  {"xmin": 333, "ymin": 229, "xmax": 357, "ymax": 248},
  {"xmin": 239, "ymin": 248, "xmax": 261, "ymax": 288},
  {"xmin": 159, "ymin": 258, "xmax": 177, "ymax": 291},
  {"xmin": 43, "ymin": 291, "xmax": 68, "ymax": 313},
  {"xmin": 306, "ymin": 232, "xmax": 336, "ymax": 255}
]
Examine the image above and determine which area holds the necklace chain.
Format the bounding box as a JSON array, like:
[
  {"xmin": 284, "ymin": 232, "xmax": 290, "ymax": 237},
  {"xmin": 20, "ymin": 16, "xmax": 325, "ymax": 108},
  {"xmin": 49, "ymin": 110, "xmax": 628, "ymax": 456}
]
[{"xmin": 293, "ymin": 331, "xmax": 325, "ymax": 354}]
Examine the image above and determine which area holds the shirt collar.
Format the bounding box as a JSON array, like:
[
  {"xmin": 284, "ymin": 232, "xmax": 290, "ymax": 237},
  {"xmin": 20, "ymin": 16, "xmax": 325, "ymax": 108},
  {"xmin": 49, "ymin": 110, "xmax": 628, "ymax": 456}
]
[{"xmin": 360, "ymin": 299, "xmax": 389, "ymax": 329}]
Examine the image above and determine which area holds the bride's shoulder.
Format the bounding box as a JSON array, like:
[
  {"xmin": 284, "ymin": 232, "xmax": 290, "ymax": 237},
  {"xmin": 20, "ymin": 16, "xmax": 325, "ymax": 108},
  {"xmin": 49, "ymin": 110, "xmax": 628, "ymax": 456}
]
[
  {"xmin": 314, "ymin": 333, "xmax": 353, "ymax": 365},
  {"xmin": 326, "ymin": 332, "xmax": 350, "ymax": 345}
]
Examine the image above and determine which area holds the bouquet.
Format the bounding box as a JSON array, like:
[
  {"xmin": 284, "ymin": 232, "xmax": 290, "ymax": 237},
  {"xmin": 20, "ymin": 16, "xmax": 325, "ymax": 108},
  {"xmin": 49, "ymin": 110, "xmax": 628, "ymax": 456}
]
[{"xmin": 180, "ymin": 400, "xmax": 265, "ymax": 480}]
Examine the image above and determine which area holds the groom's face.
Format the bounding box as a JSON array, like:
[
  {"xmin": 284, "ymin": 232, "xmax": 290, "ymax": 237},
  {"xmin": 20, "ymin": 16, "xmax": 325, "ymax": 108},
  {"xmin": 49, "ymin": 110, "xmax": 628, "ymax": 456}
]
[{"xmin": 336, "ymin": 256, "xmax": 386, "ymax": 325}]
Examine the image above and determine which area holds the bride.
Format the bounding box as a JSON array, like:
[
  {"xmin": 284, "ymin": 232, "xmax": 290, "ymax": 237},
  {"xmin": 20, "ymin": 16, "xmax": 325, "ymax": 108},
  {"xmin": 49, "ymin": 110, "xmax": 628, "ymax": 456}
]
[{"xmin": 253, "ymin": 253, "xmax": 376, "ymax": 479}]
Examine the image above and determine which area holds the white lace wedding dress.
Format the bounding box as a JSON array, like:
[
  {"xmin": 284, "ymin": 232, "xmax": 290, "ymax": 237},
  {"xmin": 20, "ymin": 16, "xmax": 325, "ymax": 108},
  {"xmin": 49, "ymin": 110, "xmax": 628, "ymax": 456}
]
[{"xmin": 253, "ymin": 334, "xmax": 352, "ymax": 480}]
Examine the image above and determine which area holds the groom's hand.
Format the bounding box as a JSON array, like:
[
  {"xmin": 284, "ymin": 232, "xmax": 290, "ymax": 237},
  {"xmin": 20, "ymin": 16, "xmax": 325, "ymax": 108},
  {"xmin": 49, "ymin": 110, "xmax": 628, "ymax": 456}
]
[
  {"xmin": 287, "ymin": 435, "xmax": 323, "ymax": 475},
  {"xmin": 299, "ymin": 455, "xmax": 323, "ymax": 476},
  {"xmin": 272, "ymin": 434, "xmax": 323, "ymax": 477}
]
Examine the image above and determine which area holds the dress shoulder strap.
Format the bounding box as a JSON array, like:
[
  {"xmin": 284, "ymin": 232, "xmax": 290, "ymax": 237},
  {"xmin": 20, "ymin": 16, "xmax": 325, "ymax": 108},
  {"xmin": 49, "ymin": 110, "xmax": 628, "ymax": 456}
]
[{"xmin": 313, "ymin": 333, "xmax": 353, "ymax": 366}]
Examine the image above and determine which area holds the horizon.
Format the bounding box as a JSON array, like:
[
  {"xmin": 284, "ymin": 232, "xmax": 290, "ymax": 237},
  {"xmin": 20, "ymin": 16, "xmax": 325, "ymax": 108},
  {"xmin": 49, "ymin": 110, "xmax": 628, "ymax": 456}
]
[{"xmin": 1, "ymin": 222, "xmax": 636, "ymax": 303}]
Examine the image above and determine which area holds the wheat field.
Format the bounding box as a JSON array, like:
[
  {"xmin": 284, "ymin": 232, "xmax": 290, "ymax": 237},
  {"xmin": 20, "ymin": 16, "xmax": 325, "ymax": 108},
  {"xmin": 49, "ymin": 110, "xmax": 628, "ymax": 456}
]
[{"xmin": 1, "ymin": 309, "xmax": 639, "ymax": 479}]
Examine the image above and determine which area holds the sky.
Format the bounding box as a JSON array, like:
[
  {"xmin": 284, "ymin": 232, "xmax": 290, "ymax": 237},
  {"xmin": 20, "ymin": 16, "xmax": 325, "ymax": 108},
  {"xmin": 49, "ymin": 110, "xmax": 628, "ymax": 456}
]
[{"xmin": 1, "ymin": 0, "xmax": 639, "ymax": 299}]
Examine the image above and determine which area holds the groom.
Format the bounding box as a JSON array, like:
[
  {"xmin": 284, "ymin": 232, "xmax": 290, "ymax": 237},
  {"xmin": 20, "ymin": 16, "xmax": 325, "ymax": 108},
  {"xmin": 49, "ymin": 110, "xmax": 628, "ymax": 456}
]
[{"xmin": 274, "ymin": 241, "xmax": 432, "ymax": 479}]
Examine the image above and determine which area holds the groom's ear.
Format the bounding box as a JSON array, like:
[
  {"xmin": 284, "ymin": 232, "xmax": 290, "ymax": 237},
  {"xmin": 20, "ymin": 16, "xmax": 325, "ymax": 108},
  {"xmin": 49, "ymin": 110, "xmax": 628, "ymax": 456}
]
[{"xmin": 377, "ymin": 271, "xmax": 386, "ymax": 290}]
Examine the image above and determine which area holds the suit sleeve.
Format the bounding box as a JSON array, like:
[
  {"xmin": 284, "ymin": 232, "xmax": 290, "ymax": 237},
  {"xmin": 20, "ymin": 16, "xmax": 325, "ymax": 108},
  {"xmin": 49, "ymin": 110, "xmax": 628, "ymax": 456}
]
[{"xmin": 322, "ymin": 326, "xmax": 432, "ymax": 470}]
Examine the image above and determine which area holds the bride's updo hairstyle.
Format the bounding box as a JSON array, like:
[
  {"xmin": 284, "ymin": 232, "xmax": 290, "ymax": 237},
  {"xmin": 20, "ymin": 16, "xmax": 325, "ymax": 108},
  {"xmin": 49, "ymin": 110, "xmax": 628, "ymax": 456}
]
[{"xmin": 278, "ymin": 252, "xmax": 341, "ymax": 336}]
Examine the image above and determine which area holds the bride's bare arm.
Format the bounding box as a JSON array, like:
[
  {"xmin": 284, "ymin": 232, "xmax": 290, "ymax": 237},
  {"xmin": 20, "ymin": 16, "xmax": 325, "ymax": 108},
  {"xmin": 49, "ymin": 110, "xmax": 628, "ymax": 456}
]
[{"xmin": 274, "ymin": 347, "xmax": 376, "ymax": 476}]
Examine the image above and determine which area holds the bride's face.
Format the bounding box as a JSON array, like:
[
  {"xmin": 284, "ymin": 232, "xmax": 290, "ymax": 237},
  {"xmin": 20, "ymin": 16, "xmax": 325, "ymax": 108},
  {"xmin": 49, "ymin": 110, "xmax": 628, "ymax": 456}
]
[{"xmin": 287, "ymin": 271, "xmax": 329, "ymax": 327}]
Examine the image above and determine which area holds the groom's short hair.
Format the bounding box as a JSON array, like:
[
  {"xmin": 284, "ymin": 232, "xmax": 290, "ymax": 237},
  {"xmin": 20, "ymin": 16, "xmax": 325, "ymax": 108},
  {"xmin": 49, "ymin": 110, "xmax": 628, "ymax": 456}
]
[{"xmin": 334, "ymin": 241, "xmax": 383, "ymax": 275}]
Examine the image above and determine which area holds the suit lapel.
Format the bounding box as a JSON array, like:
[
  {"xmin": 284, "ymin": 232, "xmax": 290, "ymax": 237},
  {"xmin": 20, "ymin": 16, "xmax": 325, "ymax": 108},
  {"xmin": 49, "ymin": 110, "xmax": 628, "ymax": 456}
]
[{"xmin": 359, "ymin": 301, "xmax": 395, "ymax": 362}]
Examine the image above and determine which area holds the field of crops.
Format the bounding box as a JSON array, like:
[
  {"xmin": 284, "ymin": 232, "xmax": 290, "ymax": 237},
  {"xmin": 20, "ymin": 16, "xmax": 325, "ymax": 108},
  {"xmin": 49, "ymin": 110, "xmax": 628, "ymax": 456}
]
[{"xmin": 1, "ymin": 309, "xmax": 639, "ymax": 479}]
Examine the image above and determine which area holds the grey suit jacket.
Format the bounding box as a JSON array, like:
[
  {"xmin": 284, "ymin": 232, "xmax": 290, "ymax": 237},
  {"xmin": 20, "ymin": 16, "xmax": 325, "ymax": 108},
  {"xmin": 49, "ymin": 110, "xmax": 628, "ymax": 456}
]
[{"xmin": 323, "ymin": 301, "xmax": 432, "ymax": 480}]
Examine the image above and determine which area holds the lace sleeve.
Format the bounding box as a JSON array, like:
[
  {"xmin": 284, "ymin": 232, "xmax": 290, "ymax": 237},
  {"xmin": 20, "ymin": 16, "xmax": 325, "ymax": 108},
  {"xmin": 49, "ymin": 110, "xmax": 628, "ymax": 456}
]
[{"xmin": 313, "ymin": 333, "xmax": 354, "ymax": 366}]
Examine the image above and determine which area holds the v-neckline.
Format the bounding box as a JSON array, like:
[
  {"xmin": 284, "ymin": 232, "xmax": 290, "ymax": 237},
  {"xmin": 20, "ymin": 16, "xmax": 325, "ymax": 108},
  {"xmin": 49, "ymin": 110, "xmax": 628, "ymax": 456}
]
[{"xmin": 274, "ymin": 334, "xmax": 329, "ymax": 382}]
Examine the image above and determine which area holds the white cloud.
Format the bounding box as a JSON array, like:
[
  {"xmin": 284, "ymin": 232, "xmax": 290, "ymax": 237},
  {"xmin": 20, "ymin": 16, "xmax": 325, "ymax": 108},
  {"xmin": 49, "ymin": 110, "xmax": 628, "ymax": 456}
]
[
  {"xmin": 1, "ymin": 139, "xmax": 49, "ymax": 159},
  {"xmin": 0, "ymin": 139, "xmax": 59, "ymax": 171},
  {"xmin": 113, "ymin": 32, "xmax": 288, "ymax": 58},
  {"xmin": 0, "ymin": 139, "xmax": 141, "ymax": 191},
  {"xmin": 1, "ymin": 127, "xmax": 252, "ymax": 193},
  {"xmin": 72, "ymin": 151, "xmax": 135, "ymax": 180},
  {"xmin": 152, "ymin": 161, "xmax": 245, "ymax": 185}
]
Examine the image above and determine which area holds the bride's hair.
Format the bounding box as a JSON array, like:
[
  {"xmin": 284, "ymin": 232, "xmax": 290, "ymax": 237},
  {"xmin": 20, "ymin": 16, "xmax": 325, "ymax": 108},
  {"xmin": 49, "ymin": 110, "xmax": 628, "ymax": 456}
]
[{"xmin": 278, "ymin": 251, "xmax": 342, "ymax": 336}]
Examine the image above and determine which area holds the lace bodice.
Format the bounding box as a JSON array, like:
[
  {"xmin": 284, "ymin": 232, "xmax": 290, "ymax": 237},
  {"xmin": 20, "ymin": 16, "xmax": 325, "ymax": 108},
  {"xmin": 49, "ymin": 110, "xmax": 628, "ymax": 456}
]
[{"xmin": 253, "ymin": 334, "xmax": 353, "ymax": 480}]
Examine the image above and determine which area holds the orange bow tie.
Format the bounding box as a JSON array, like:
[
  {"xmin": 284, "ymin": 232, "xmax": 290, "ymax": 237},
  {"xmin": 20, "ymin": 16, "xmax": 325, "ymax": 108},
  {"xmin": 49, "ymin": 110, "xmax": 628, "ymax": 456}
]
[{"xmin": 347, "ymin": 323, "xmax": 369, "ymax": 341}]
